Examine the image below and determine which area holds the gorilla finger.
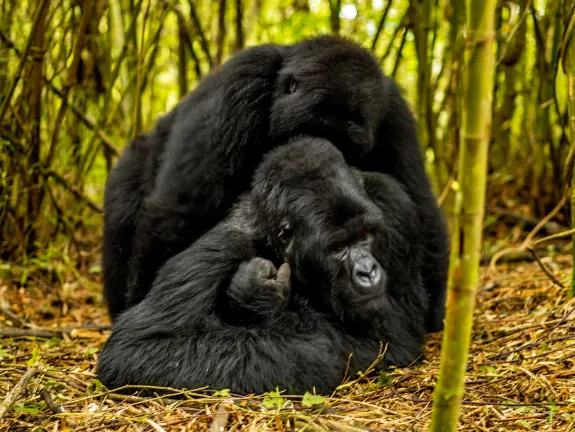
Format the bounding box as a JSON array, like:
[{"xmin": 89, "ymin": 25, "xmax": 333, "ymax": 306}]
[
  {"xmin": 276, "ymin": 263, "xmax": 291, "ymax": 284},
  {"xmin": 254, "ymin": 258, "xmax": 277, "ymax": 280}
]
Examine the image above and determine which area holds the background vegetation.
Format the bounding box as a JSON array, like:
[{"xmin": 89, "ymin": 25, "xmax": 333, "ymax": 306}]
[
  {"xmin": 1, "ymin": 0, "xmax": 573, "ymax": 281},
  {"xmin": 2, "ymin": 1, "xmax": 575, "ymax": 430}
]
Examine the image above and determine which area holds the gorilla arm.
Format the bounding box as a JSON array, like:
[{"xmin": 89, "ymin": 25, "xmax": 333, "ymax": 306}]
[
  {"xmin": 126, "ymin": 44, "xmax": 284, "ymax": 307},
  {"xmin": 97, "ymin": 218, "xmax": 353, "ymax": 396}
]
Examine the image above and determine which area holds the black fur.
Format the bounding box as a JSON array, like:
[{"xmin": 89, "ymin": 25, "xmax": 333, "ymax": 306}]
[
  {"xmin": 102, "ymin": 35, "xmax": 448, "ymax": 332},
  {"xmin": 97, "ymin": 137, "xmax": 428, "ymax": 395}
]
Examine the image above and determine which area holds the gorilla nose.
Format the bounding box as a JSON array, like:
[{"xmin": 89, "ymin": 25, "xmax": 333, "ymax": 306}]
[{"xmin": 352, "ymin": 258, "xmax": 382, "ymax": 290}]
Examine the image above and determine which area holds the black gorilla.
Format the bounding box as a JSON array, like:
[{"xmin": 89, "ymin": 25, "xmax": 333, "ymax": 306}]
[
  {"xmin": 103, "ymin": 35, "xmax": 448, "ymax": 332},
  {"xmin": 97, "ymin": 137, "xmax": 428, "ymax": 395}
]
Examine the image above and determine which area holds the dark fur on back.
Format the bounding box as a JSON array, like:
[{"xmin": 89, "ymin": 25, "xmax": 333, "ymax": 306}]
[
  {"xmin": 97, "ymin": 137, "xmax": 428, "ymax": 395},
  {"xmin": 103, "ymin": 35, "xmax": 448, "ymax": 333}
]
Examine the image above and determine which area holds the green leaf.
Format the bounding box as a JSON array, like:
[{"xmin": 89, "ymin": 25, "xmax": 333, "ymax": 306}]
[
  {"xmin": 86, "ymin": 347, "xmax": 100, "ymax": 356},
  {"xmin": 0, "ymin": 348, "xmax": 14, "ymax": 361},
  {"xmin": 213, "ymin": 388, "xmax": 231, "ymax": 397},
  {"xmin": 376, "ymin": 371, "xmax": 392, "ymax": 388},
  {"xmin": 27, "ymin": 345, "xmax": 41, "ymax": 366},
  {"xmin": 44, "ymin": 337, "xmax": 62, "ymax": 348},
  {"xmin": 13, "ymin": 403, "xmax": 41, "ymax": 414},
  {"xmin": 90, "ymin": 379, "xmax": 107, "ymax": 393},
  {"xmin": 43, "ymin": 379, "xmax": 59, "ymax": 390},
  {"xmin": 262, "ymin": 388, "xmax": 285, "ymax": 410},
  {"xmin": 88, "ymin": 264, "xmax": 102, "ymax": 274},
  {"xmin": 301, "ymin": 392, "xmax": 326, "ymax": 407}
]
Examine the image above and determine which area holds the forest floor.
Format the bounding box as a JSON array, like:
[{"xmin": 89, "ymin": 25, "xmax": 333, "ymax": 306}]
[{"xmin": 0, "ymin": 255, "xmax": 574, "ymax": 431}]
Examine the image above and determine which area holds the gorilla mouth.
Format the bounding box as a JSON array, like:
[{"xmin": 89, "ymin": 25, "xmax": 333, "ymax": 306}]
[{"xmin": 348, "ymin": 272, "xmax": 386, "ymax": 307}]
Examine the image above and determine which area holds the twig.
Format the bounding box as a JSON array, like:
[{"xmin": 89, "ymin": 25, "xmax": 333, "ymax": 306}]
[
  {"xmin": 381, "ymin": 11, "xmax": 408, "ymax": 64},
  {"xmin": 215, "ymin": 0, "xmax": 227, "ymax": 65},
  {"xmin": 489, "ymin": 196, "xmax": 566, "ymax": 272},
  {"xmin": 40, "ymin": 389, "xmax": 65, "ymax": 414},
  {"xmin": 371, "ymin": 0, "xmax": 394, "ymax": 50},
  {"xmin": 436, "ymin": 162, "xmax": 458, "ymax": 207},
  {"xmin": 333, "ymin": 343, "xmax": 387, "ymax": 394},
  {"xmin": 0, "ymin": 367, "xmax": 38, "ymax": 420},
  {"xmin": 391, "ymin": 28, "xmax": 408, "ymax": 78},
  {"xmin": 0, "ymin": 325, "xmax": 111, "ymax": 339},
  {"xmin": 145, "ymin": 419, "xmax": 167, "ymax": 432},
  {"xmin": 527, "ymin": 247, "xmax": 565, "ymax": 289},
  {"xmin": 209, "ymin": 398, "xmax": 234, "ymax": 432},
  {"xmin": 490, "ymin": 207, "xmax": 565, "ymax": 235},
  {"xmin": 0, "ymin": 328, "xmax": 63, "ymax": 338},
  {"xmin": 188, "ymin": 0, "xmax": 213, "ymax": 67},
  {"xmin": 0, "ymin": 303, "xmax": 26, "ymax": 327}
]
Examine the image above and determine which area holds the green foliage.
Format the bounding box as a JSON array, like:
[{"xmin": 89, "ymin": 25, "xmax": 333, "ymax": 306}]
[
  {"xmin": 262, "ymin": 388, "xmax": 286, "ymax": 410},
  {"xmin": 0, "ymin": 347, "xmax": 14, "ymax": 361},
  {"xmin": 213, "ymin": 388, "xmax": 231, "ymax": 397},
  {"xmin": 88, "ymin": 378, "xmax": 108, "ymax": 393},
  {"xmin": 375, "ymin": 371, "xmax": 392, "ymax": 388},
  {"xmin": 43, "ymin": 337, "xmax": 62, "ymax": 349},
  {"xmin": 13, "ymin": 402, "xmax": 42, "ymax": 415},
  {"xmin": 27, "ymin": 345, "xmax": 41, "ymax": 366},
  {"xmin": 86, "ymin": 347, "xmax": 100, "ymax": 357},
  {"xmin": 88, "ymin": 264, "xmax": 102, "ymax": 274},
  {"xmin": 301, "ymin": 391, "xmax": 326, "ymax": 407}
]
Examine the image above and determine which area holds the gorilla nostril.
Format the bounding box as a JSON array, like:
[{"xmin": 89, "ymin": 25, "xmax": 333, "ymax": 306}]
[
  {"xmin": 352, "ymin": 259, "xmax": 382, "ymax": 289},
  {"xmin": 369, "ymin": 264, "xmax": 382, "ymax": 286}
]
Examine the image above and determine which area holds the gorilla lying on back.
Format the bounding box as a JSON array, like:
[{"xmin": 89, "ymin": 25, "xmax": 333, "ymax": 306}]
[
  {"xmin": 97, "ymin": 137, "xmax": 428, "ymax": 395},
  {"xmin": 103, "ymin": 35, "xmax": 449, "ymax": 333}
]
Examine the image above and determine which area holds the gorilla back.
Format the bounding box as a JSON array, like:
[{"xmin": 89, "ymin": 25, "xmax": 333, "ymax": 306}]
[
  {"xmin": 103, "ymin": 35, "xmax": 448, "ymax": 333},
  {"xmin": 98, "ymin": 137, "xmax": 429, "ymax": 395}
]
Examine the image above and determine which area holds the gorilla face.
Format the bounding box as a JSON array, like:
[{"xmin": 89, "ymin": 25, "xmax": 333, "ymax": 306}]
[
  {"xmin": 284, "ymin": 193, "xmax": 390, "ymax": 321},
  {"xmin": 252, "ymin": 137, "xmax": 391, "ymax": 321},
  {"xmin": 270, "ymin": 36, "xmax": 385, "ymax": 162}
]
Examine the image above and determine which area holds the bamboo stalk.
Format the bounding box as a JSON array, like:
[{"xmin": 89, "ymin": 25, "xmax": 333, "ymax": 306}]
[
  {"xmin": 565, "ymin": 4, "xmax": 575, "ymax": 295},
  {"xmin": 430, "ymin": 1, "xmax": 497, "ymax": 430},
  {"xmin": 216, "ymin": 0, "xmax": 227, "ymax": 65}
]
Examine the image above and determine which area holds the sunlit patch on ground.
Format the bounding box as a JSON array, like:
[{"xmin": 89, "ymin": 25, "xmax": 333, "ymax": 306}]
[{"xmin": 1, "ymin": 257, "xmax": 574, "ymax": 431}]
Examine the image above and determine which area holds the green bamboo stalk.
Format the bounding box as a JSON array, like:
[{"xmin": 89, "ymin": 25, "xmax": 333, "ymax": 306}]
[
  {"xmin": 565, "ymin": 7, "xmax": 575, "ymax": 295},
  {"xmin": 177, "ymin": 8, "xmax": 189, "ymax": 99},
  {"xmin": 430, "ymin": 1, "xmax": 497, "ymax": 431}
]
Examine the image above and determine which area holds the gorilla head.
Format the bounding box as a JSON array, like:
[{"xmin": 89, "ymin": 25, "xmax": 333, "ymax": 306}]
[
  {"xmin": 270, "ymin": 36, "xmax": 385, "ymax": 161},
  {"xmin": 250, "ymin": 137, "xmax": 425, "ymax": 328}
]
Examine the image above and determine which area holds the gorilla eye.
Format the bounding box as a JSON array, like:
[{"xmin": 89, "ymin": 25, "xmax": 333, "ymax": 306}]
[
  {"xmin": 358, "ymin": 231, "xmax": 371, "ymax": 241},
  {"xmin": 288, "ymin": 77, "xmax": 298, "ymax": 94},
  {"xmin": 278, "ymin": 221, "xmax": 293, "ymax": 244}
]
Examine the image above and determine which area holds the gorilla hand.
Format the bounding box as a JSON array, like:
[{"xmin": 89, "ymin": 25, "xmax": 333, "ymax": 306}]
[{"xmin": 227, "ymin": 258, "xmax": 291, "ymax": 323}]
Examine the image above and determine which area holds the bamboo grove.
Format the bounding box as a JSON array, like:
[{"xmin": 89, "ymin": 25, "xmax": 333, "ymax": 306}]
[{"xmin": 0, "ymin": 1, "xmax": 573, "ymax": 270}]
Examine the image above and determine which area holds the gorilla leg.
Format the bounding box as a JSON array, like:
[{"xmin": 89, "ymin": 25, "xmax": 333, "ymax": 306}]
[
  {"xmin": 102, "ymin": 137, "xmax": 149, "ymax": 320},
  {"xmin": 102, "ymin": 114, "xmax": 174, "ymax": 321}
]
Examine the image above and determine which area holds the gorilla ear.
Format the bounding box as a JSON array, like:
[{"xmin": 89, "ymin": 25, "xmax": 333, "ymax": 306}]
[{"xmin": 278, "ymin": 219, "xmax": 293, "ymax": 244}]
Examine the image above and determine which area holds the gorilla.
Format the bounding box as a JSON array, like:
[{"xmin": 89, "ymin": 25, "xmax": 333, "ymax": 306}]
[
  {"xmin": 103, "ymin": 35, "xmax": 448, "ymax": 333},
  {"xmin": 97, "ymin": 137, "xmax": 428, "ymax": 396}
]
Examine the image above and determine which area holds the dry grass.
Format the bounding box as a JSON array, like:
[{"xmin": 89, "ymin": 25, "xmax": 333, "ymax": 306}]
[{"xmin": 1, "ymin": 256, "xmax": 575, "ymax": 431}]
